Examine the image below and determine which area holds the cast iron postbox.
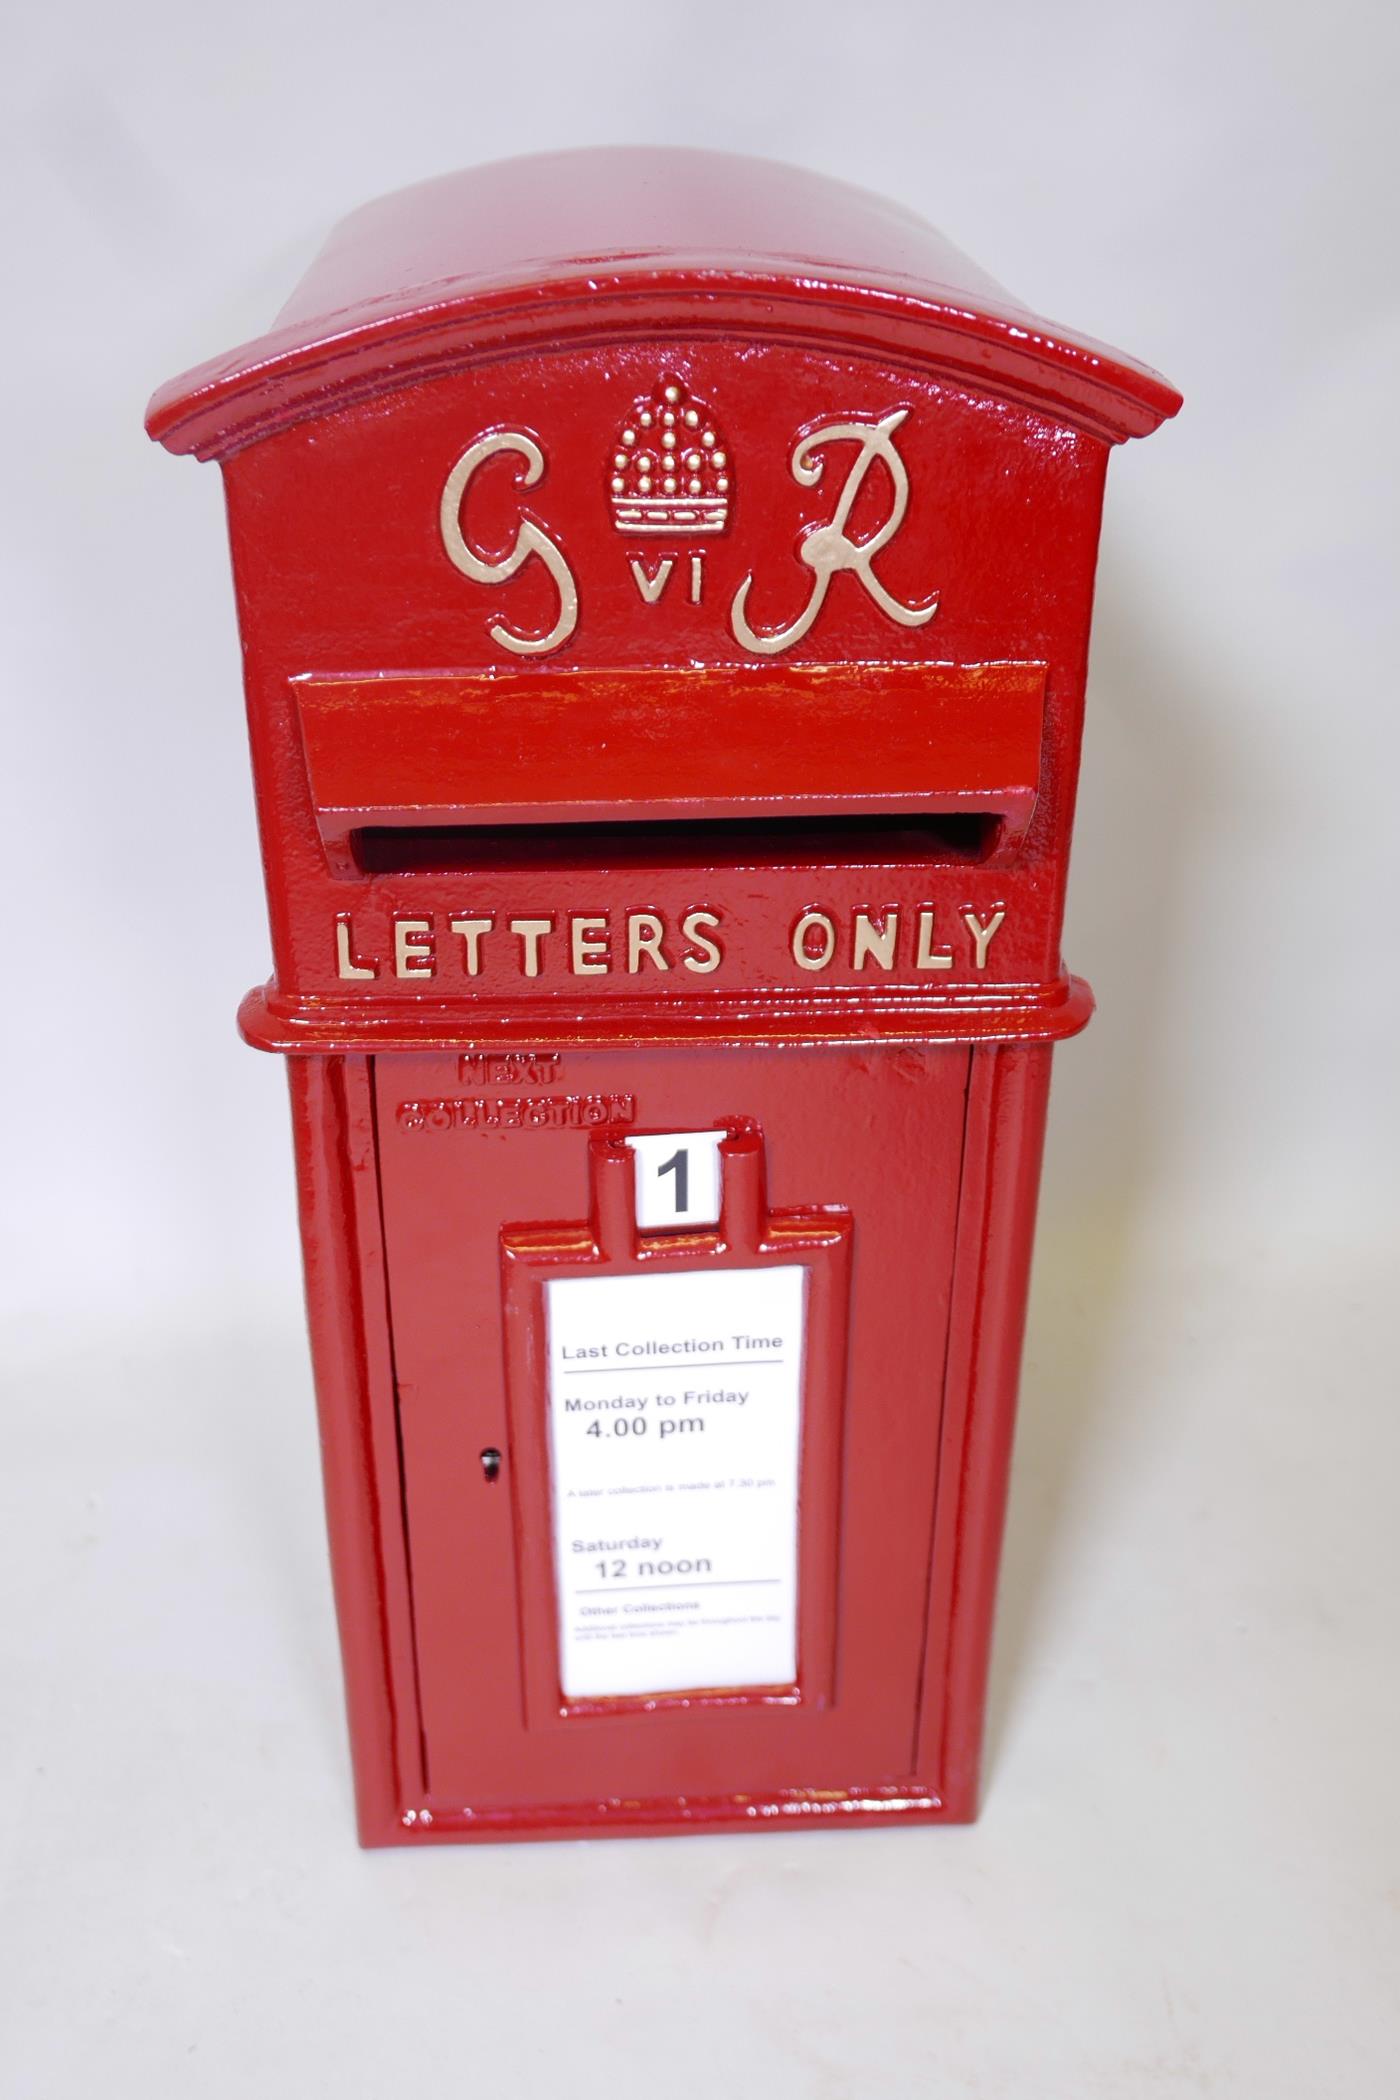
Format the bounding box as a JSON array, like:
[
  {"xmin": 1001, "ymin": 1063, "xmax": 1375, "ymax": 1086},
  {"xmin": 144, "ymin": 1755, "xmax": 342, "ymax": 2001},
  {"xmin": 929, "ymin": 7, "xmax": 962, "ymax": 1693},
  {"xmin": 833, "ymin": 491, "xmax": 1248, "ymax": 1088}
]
[{"xmin": 147, "ymin": 148, "xmax": 1179, "ymax": 1845}]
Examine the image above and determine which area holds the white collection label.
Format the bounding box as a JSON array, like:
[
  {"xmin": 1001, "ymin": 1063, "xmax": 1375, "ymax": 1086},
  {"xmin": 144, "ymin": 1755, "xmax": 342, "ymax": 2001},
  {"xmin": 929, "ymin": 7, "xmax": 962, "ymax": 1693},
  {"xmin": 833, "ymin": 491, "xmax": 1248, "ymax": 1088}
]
[{"xmin": 546, "ymin": 1263, "xmax": 806, "ymax": 1700}]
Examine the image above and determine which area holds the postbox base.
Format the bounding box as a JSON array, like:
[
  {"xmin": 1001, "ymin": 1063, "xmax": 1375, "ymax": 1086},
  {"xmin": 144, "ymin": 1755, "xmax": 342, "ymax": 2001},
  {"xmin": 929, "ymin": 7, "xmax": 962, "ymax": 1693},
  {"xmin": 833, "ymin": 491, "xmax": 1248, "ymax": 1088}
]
[
  {"xmin": 285, "ymin": 1036, "xmax": 1052, "ymax": 1847},
  {"xmin": 364, "ymin": 1786, "xmax": 959, "ymax": 1848}
]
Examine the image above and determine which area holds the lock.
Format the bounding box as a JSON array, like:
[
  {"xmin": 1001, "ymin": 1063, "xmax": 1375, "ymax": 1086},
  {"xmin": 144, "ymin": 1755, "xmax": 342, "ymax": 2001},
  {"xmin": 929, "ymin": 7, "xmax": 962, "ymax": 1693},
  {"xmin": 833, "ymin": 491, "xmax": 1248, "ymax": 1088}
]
[{"xmin": 147, "ymin": 147, "xmax": 1179, "ymax": 1844}]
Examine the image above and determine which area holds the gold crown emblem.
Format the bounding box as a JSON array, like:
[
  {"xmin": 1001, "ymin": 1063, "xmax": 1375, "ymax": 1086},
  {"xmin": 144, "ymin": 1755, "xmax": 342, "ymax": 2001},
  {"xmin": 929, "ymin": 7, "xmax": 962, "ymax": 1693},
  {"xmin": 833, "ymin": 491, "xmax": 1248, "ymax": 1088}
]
[{"xmin": 609, "ymin": 379, "xmax": 731, "ymax": 534}]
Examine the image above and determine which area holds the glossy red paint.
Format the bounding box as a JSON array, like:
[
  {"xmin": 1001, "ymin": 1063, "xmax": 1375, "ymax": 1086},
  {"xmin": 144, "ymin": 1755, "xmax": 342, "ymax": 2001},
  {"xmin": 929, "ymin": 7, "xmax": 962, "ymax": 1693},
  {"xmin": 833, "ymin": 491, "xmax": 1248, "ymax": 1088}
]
[
  {"xmin": 294, "ymin": 662, "xmax": 1047, "ymax": 846},
  {"xmin": 149, "ymin": 149, "xmax": 1178, "ymax": 1845},
  {"xmin": 499, "ymin": 1126, "xmax": 851, "ymax": 1739}
]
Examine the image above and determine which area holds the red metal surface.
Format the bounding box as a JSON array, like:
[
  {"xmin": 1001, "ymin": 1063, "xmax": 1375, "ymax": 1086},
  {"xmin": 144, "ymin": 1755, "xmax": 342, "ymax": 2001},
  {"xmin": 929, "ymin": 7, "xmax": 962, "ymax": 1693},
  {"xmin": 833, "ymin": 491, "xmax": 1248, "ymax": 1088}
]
[
  {"xmin": 284, "ymin": 1055, "xmax": 423, "ymax": 1835},
  {"xmin": 376, "ymin": 1044, "xmax": 961, "ymax": 1820},
  {"xmin": 207, "ymin": 344, "xmax": 1111, "ymax": 1043},
  {"xmin": 294, "ymin": 662, "xmax": 1046, "ymax": 846},
  {"xmin": 147, "ymin": 149, "xmax": 1178, "ymax": 1844},
  {"xmin": 500, "ymin": 1126, "xmax": 850, "ymax": 1732},
  {"xmin": 146, "ymin": 148, "xmax": 1178, "ymax": 458}
]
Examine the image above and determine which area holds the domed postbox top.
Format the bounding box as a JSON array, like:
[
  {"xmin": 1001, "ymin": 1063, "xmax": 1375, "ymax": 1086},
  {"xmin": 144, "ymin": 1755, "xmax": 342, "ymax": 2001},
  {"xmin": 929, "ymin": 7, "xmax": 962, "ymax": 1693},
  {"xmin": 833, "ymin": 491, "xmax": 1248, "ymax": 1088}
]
[{"xmin": 146, "ymin": 147, "xmax": 1180, "ymax": 462}]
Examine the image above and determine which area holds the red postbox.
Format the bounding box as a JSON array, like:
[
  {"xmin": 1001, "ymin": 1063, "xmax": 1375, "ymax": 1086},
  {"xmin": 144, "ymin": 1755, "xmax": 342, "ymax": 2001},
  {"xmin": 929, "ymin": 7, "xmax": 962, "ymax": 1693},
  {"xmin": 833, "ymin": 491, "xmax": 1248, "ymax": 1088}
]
[{"xmin": 147, "ymin": 148, "xmax": 1179, "ymax": 1845}]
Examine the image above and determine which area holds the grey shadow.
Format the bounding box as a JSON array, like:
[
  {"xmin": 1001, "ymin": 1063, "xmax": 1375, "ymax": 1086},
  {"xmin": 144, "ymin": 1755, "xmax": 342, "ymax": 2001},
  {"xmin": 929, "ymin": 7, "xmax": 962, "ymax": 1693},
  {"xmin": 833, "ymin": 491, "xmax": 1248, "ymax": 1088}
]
[{"xmin": 980, "ymin": 538, "xmax": 1232, "ymax": 1786}]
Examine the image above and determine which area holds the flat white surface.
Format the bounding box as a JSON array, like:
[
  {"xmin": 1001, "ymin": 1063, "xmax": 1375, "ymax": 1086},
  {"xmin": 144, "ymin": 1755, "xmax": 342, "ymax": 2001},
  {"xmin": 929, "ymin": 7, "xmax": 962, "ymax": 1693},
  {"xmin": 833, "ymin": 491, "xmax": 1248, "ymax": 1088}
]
[
  {"xmin": 6, "ymin": 1244, "xmax": 1396, "ymax": 2096},
  {"xmin": 3, "ymin": 0, "xmax": 1398, "ymax": 2091},
  {"xmin": 547, "ymin": 1266, "xmax": 804, "ymax": 1696}
]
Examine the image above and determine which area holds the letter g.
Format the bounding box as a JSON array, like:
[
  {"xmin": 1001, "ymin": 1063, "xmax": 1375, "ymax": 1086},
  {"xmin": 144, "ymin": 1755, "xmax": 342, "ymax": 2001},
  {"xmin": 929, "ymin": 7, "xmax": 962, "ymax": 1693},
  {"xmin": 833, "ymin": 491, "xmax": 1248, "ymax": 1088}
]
[{"xmin": 440, "ymin": 429, "xmax": 578, "ymax": 656}]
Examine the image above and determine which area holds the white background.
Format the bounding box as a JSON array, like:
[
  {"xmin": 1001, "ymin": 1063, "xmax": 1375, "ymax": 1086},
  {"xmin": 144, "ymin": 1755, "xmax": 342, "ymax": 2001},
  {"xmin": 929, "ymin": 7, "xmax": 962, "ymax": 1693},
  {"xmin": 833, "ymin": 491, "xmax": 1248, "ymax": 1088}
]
[{"xmin": 3, "ymin": 2, "xmax": 1397, "ymax": 2093}]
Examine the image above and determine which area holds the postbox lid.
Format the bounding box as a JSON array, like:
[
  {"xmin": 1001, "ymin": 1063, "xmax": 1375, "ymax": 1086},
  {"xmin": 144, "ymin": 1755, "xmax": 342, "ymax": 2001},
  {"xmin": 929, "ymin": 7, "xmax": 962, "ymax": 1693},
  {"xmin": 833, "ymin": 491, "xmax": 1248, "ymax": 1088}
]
[{"xmin": 147, "ymin": 148, "xmax": 1180, "ymax": 460}]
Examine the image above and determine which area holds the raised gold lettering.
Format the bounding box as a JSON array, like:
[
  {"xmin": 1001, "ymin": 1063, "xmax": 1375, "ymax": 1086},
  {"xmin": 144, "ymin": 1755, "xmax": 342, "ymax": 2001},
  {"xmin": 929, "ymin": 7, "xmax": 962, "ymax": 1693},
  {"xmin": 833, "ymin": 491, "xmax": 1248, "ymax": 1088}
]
[
  {"xmin": 570, "ymin": 916, "xmax": 610, "ymax": 975},
  {"xmin": 915, "ymin": 908, "xmax": 953, "ymax": 971},
  {"xmin": 963, "ymin": 908, "xmax": 1006, "ymax": 970},
  {"xmin": 449, "ymin": 917, "xmax": 493, "ymax": 975},
  {"xmin": 792, "ymin": 911, "xmax": 836, "ymax": 971},
  {"xmin": 627, "ymin": 913, "xmax": 671, "ymax": 972},
  {"xmin": 731, "ymin": 410, "xmax": 937, "ymax": 655},
  {"xmin": 681, "ymin": 910, "xmax": 723, "ymax": 974},
  {"xmin": 510, "ymin": 917, "xmax": 553, "ymax": 978},
  {"xmin": 335, "ymin": 916, "xmax": 376, "ymax": 980},
  {"xmin": 439, "ymin": 431, "xmax": 577, "ymax": 656},
  {"xmin": 852, "ymin": 909, "xmax": 899, "ymax": 970},
  {"xmin": 394, "ymin": 918, "xmax": 435, "ymax": 979},
  {"xmin": 629, "ymin": 557, "xmax": 673, "ymax": 604}
]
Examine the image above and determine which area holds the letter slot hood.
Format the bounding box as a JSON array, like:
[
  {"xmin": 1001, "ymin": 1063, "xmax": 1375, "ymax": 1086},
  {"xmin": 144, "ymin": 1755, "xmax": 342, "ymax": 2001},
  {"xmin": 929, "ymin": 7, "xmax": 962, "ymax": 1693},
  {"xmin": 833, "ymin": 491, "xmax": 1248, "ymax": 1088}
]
[{"xmin": 293, "ymin": 660, "xmax": 1046, "ymax": 850}]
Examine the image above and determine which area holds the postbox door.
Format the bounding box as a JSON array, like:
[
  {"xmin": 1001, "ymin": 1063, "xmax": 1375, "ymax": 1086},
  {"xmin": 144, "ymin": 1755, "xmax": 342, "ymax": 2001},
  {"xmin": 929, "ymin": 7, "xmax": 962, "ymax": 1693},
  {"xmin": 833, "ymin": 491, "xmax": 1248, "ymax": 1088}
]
[{"xmin": 374, "ymin": 1040, "xmax": 968, "ymax": 1810}]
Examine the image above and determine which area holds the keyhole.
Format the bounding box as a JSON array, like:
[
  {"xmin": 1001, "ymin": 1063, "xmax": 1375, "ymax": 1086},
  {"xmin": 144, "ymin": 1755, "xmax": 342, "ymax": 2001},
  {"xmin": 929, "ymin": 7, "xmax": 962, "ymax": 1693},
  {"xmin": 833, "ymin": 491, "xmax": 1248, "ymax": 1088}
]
[{"xmin": 480, "ymin": 1447, "xmax": 502, "ymax": 1483}]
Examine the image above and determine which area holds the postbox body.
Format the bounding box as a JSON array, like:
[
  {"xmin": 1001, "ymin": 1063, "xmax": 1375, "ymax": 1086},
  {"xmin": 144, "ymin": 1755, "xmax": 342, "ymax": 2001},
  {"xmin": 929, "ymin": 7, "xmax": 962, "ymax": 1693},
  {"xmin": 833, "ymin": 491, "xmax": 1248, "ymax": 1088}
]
[{"xmin": 149, "ymin": 149, "xmax": 1178, "ymax": 1844}]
